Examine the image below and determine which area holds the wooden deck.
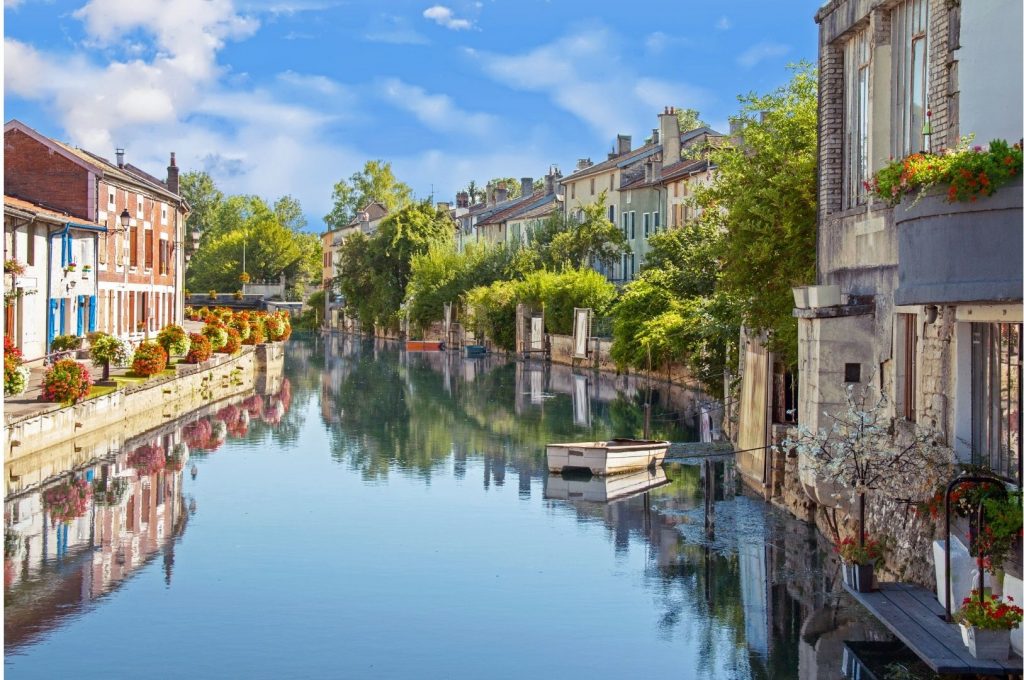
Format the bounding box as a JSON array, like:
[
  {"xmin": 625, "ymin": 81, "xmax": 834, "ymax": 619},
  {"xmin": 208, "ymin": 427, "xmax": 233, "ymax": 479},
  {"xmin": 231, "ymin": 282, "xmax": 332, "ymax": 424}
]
[{"xmin": 845, "ymin": 582, "xmax": 1023, "ymax": 676}]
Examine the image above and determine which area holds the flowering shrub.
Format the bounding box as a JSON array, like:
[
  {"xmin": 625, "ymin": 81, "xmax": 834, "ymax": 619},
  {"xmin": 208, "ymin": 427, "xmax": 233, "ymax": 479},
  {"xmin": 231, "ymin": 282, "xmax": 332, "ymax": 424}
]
[
  {"xmin": 209, "ymin": 289, "xmax": 218, "ymax": 300},
  {"xmin": 42, "ymin": 359, "xmax": 92, "ymax": 404},
  {"xmin": 166, "ymin": 442, "xmax": 188, "ymax": 472},
  {"xmin": 229, "ymin": 317, "xmax": 251, "ymax": 341},
  {"xmin": 42, "ymin": 477, "xmax": 91, "ymax": 525},
  {"xmin": 265, "ymin": 314, "xmax": 286, "ymax": 341},
  {"xmin": 957, "ymin": 591, "xmax": 1024, "ymax": 630},
  {"xmin": 50, "ymin": 334, "xmax": 83, "ymax": 353},
  {"xmin": 156, "ymin": 324, "xmax": 191, "ymax": 356},
  {"xmin": 202, "ymin": 323, "xmax": 228, "ymax": 351},
  {"xmin": 219, "ymin": 327, "xmax": 241, "ymax": 354},
  {"xmin": 239, "ymin": 271, "xmax": 251, "ymax": 284},
  {"xmin": 128, "ymin": 443, "xmax": 166, "ymax": 475},
  {"xmin": 183, "ymin": 418, "xmax": 214, "ymax": 450},
  {"xmin": 836, "ymin": 534, "xmax": 887, "ymax": 566},
  {"xmin": 131, "ymin": 341, "xmax": 168, "ymax": 377},
  {"xmin": 4, "ymin": 336, "xmax": 29, "ymax": 396},
  {"xmin": 867, "ymin": 138, "xmax": 1023, "ymax": 205},
  {"xmin": 185, "ymin": 333, "xmax": 212, "ymax": 363},
  {"xmin": 89, "ymin": 332, "xmax": 132, "ymax": 370},
  {"xmin": 4, "ymin": 259, "xmax": 26, "ymax": 276}
]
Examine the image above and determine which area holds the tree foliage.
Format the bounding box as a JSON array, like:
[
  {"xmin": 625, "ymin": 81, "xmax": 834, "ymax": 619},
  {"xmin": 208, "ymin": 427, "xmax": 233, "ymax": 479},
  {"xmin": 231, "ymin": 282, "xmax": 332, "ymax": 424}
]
[
  {"xmin": 324, "ymin": 160, "xmax": 413, "ymax": 230},
  {"xmin": 335, "ymin": 201, "xmax": 453, "ymax": 330},
  {"xmin": 675, "ymin": 107, "xmax": 709, "ymax": 133},
  {"xmin": 531, "ymin": 193, "xmax": 629, "ymax": 270},
  {"xmin": 697, "ymin": 62, "xmax": 818, "ymax": 363}
]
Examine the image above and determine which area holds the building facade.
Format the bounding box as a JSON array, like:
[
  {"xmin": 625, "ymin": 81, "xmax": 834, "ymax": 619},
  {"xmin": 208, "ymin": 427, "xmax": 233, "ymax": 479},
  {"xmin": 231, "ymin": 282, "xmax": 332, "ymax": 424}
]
[
  {"xmin": 800, "ymin": 0, "xmax": 1023, "ymax": 498},
  {"xmin": 4, "ymin": 121, "xmax": 189, "ymax": 347}
]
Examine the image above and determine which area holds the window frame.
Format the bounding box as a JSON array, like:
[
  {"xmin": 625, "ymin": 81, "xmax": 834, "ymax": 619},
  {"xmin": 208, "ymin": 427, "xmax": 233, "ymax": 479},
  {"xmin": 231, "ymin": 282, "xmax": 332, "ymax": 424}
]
[{"xmin": 892, "ymin": 0, "xmax": 930, "ymax": 158}]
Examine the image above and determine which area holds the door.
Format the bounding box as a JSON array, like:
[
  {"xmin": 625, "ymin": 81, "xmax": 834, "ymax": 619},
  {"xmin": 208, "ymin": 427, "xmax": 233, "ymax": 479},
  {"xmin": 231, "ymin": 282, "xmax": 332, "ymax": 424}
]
[{"xmin": 76, "ymin": 295, "xmax": 85, "ymax": 336}]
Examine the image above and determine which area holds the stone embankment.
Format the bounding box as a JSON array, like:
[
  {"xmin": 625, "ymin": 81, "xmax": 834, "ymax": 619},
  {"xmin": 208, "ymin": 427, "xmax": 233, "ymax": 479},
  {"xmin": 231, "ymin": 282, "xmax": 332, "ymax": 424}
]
[{"xmin": 3, "ymin": 342, "xmax": 285, "ymax": 469}]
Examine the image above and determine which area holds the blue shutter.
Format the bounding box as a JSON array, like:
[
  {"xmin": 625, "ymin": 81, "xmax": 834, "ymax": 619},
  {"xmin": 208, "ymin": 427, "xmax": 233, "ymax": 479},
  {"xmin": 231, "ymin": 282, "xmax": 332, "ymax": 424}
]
[
  {"xmin": 88, "ymin": 295, "xmax": 97, "ymax": 332},
  {"xmin": 59, "ymin": 298, "xmax": 66, "ymax": 335},
  {"xmin": 76, "ymin": 295, "xmax": 85, "ymax": 336},
  {"xmin": 48, "ymin": 299, "xmax": 59, "ymax": 349}
]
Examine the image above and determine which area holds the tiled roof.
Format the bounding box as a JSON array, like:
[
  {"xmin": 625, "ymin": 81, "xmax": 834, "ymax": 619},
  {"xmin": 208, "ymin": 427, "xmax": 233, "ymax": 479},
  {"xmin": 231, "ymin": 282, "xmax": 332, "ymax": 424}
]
[
  {"xmin": 473, "ymin": 193, "xmax": 537, "ymax": 226},
  {"xmin": 63, "ymin": 145, "xmax": 182, "ymax": 201},
  {"xmin": 513, "ymin": 193, "xmax": 561, "ymax": 221},
  {"xmin": 4, "ymin": 195, "xmax": 105, "ymax": 228},
  {"xmin": 619, "ymin": 158, "xmax": 712, "ymax": 191},
  {"xmin": 563, "ymin": 142, "xmax": 659, "ymax": 182}
]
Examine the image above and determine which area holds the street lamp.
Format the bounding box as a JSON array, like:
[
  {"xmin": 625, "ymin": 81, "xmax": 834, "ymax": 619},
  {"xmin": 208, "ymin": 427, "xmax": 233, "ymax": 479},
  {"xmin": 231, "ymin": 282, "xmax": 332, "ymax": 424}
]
[{"xmin": 119, "ymin": 208, "xmax": 130, "ymax": 230}]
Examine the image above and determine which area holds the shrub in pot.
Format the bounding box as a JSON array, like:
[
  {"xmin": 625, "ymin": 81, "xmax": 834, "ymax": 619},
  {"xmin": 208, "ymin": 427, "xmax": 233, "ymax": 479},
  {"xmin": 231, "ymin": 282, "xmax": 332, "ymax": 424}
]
[
  {"xmin": 185, "ymin": 333, "xmax": 212, "ymax": 363},
  {"xmin": 131, "ymin": 341, "xmax": 168, "ymax": 377},
  {"xmin": 4, "ymin": 336, "xmax": 30, "ymax": 396},
  {"xmin": 229, "ymin": 317, "xmax": 251, "ymax": 341},
  {"xmin": 89, "ymin": 332, "xmax": 131, "ymax": 383},
  {"xmin": 42, "ymin": 359, "xmax": 92, "ymax": 404},
  {"xmin": 836, "ymin": 534, "xmax": 886, "ymax": 593},
  {"xmin": 156, "ymin": 324, "xmax": 191, "ymax": 357},
  {"xmin": 219, "ymin": 327, "xmax": 241, "ymax": 354},
  {"xmin": 201, "ymin": 323, "xmax": 228, "ymax": 351},
  {"xmin": 956, "ymin": 589, "xmax": 1023, "ymax": 660},
  {"xmin": 49, "ymin": 334, "xmax": 82, "ymax": 355}
]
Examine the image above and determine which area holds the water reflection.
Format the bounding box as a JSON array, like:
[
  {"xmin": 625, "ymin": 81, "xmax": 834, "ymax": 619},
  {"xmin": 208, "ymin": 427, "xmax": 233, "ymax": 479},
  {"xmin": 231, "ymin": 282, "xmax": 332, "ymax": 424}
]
[
  {"xmin": 5, "ymin": 335, "xmax": 900, "ymax": 679},
  {"xmin": 4, "ymin": 375, "xmax": 297, "ymax": 653}
]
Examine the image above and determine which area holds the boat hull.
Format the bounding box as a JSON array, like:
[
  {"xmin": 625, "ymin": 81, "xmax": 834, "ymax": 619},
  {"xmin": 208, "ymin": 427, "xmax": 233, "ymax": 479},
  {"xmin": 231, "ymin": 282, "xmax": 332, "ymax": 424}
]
[
  {"xmin": 406, "ymin": 341, "xmax": 443, "ymax": 351},
  {"xmin": 545, "ymin": 440, "xmax": 669, "ymax": 475},
  {"xmin": 545, "ymin": 467, "xmax": 669, "ymax": 502}
]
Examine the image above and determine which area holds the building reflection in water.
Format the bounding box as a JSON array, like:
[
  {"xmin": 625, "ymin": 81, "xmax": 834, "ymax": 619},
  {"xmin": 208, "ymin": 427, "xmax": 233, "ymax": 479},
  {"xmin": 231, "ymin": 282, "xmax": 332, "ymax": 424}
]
[{"xmin": 3, "ymin": 372, "xmax": 297, "ymax": 653}]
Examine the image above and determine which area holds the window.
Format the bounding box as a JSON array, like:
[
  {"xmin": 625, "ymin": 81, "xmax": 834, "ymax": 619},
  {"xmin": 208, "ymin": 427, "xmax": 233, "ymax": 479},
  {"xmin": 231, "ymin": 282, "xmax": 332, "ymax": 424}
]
[
  {"xmin": 145, "ymin": 229, "xmax": 154, "ymax": 269},
  {"xmin": 643, "ymin": 213, "xmax": 650, "ymax": 238},
  {"xmin": 630, "ymin": 254, "xmax": 635, "ymax": 280},
  {"xmin": 129, "ymin": 226, "xmax": 139, "ymax": 267},
  {"xmin": 136, "ymin": 195, "xmax": 144, "ymax": 219},
  {"xmin": 108, "ymin": 188, "xmax": 116, "ymax": 209},
  {"xmin": 845, "ymin": 30, "xmax": 871, "ymax": 206},
  {"xmin": 590, "ymin": 178, "xmax": 595, "ymax": 195},
  {"xmin": 26, "ymin": 225, "xmax": 35, "ymax": 266},
  {"xmin": 653, "ymin": 211, "xmax": 660, "ymax": 233},
  {"xmin": 673, "ymin": 182, "xmax": 679, "ymax": 198},
  {"xmin": 98, "ymin": 233, "xmax": 107, "ymax": 265},
  {"xmin": 608, "ymin": 204, "xmax": 615, "ymax": 223},
  {"xmin": 609, "ymin": 174, "xmax": 615, "ymax": 191},
  {"xmin": 893, "ymin": 0, "xmax": 929, "ymax": 157},
  {"xmin": 622, "ymin": 214, "xmax": 628, "ymax": 239},
  {"xmin": 896, "ymin": 313, "xmax": 917, "ymax": 420},
  {"xmin": 971, "ymin": 323, "xmax": 1022, "ymax": 483},
  {"xmin": 626, "ymin": 190, "xmax": 632, "ymax": 204},
  {"xmin": 571, "ymin": 183, "xmax": 576, "ymax": 199},
  {"xmin": 158, "ymin": 238, "xmax": 168, "ymax": 275},
  {"xmin": 161, "ymin": 203, "xmax": 168, "ymax": 225},
  {"xmin": 629, "ymin": 211, "xmax": 636, "ymax": 239}
]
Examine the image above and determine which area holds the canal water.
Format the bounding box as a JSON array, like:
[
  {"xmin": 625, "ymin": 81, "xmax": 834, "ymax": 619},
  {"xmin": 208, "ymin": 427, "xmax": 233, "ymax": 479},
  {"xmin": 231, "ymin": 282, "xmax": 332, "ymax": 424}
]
[{"xmin": 5, "ymin": 334, "xmax": 910, "ymax": 679}]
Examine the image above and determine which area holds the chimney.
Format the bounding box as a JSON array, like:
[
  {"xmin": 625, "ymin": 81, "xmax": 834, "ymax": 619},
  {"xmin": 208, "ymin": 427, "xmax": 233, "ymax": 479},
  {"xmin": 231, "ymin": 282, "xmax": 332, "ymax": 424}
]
[
  {"xmin": 616, "ymin": 134, "xmax": 632, "ymax": 156},
  {"xmin": 487, "ymin": 184, "xmax": 495, "ymax": 206},
  {"xmin": 495, "ymin": 181, "xmax": 508, "ymax": 204},
  {"xmin": 576, "ymin": 158, "xmax": 592, "ymax": 171},
  {"xmin": 166, "ymin": 152, "xmax": 179, "ymax": 195},
  {"xmin": 520, "ymin": 177, "xmax": 533, "ymax": 196},
  {"xmin": 650, "ymin": 128, "xmax": 659, "ymax": 145},
  {"xmin": 437, "ymin": 201, "xmax": 451, "ymax": 212},
  {"xmin": 456, "ymin": 191, "xmax": 469, "ymax": 209},
  {"xmin": 659, "ymin": 106, "xmax": 681, "ymax": 162},
  {"xmin": 116, "ymin": 148, "xmax": 125, "ymax": 168}
]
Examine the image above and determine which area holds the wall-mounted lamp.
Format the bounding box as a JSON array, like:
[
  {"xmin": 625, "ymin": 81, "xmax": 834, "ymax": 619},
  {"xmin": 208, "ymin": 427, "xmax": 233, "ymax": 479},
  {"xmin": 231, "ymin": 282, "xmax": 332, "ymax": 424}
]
[{"xmin": 925, "ymin": 305, "xmax": 939, "ymax": 324}]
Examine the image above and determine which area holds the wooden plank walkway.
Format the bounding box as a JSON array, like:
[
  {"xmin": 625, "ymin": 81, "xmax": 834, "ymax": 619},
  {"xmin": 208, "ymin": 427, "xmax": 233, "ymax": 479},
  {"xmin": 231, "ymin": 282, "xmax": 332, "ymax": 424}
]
[{"xmin": 845, "ymin": 582, "xmax": 1023, "ymax": 676}]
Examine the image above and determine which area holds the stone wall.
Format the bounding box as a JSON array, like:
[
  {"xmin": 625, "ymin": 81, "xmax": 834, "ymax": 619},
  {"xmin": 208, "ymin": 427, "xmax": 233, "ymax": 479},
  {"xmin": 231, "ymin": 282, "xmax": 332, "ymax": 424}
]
[{"xmin": 4, "ymin": 346, "xmax": 267, "ymax": 463}]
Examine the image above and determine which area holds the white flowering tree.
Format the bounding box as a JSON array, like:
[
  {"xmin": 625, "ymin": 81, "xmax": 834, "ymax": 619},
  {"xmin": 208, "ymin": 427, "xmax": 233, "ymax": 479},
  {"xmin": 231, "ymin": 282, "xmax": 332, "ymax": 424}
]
[{"xmin": 784, "ymin": 384, "xmax": 955, "ymax": 546}]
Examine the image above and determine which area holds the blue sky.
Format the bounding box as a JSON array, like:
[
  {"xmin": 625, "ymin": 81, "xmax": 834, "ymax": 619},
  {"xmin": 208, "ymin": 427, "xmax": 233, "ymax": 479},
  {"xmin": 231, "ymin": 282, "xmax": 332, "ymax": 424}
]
[{"xmin": 4, "ymin": 0, "xmax": 819, "ymax": 230}]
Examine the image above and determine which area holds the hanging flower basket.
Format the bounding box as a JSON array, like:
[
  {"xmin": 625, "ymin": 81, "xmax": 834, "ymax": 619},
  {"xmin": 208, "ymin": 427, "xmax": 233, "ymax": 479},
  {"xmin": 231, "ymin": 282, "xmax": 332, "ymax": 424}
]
[{"xmin": 42, "ymin": 477, "xmax": 92, "ymax": 525}]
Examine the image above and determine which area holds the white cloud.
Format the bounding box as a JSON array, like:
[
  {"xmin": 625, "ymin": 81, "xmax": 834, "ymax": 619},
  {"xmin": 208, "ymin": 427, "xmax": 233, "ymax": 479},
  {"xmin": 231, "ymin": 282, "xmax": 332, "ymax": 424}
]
[
  {"xmin": 277, "ymin": 70, "xmax": 346, "ymax": 97},
  {"xmin": 716, "ymin": 16, "xmax": 731, "ymax": 30},
  {"xmin": 365, "ymin": 14, "xmax": 429, "ymax": 45},
  {"xmin": 470, "ymin": 28, "xmax": 711, "ymax": 140},
  {"xmin": 377, "ymin": 78, "xmax": 493, "ymax": 137},
  {"xmin": 736, "ymin": 41, "xmax": 791, "ymax": 68},
  {"xmin": 423, "ymin": 5, "xmax": 472, "ymax": 31}
]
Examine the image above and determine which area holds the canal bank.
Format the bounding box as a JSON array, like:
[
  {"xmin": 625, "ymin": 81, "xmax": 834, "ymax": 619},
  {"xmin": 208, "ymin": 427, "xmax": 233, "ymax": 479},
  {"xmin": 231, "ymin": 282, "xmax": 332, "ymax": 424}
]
[{"xmin": 3, "ymin": 342, "xmax": 285, "ymax": 468}]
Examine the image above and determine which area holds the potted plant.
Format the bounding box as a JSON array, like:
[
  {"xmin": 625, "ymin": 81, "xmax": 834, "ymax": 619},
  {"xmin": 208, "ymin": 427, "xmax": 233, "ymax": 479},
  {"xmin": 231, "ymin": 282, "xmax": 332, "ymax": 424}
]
[
  {"xmin": 41, "ymin": 358, "xmax": 92, "ymax": 404},
  {"xmin": 89, "ymin": 332, "xmax": 131, "ymax": 385},
  {"xmin": 239, "ymin": 271, "xmax": 251, "ymax": 284},
  {"xmin": 956, "ymin": 590, "xmax": 1023, "ymax": 660},
  {"xmin": 65, "ymin": 261, "xmax": 77, "ymax": 273},
  {"xmin": 233, "ymin": 290, "xmax": 244, "ymax": 301},
  {"xmin": 4, "ymin": 259, "xmax": 26, "ymax": 277},
  {"xmin": 836, "ymin": 534, "xmax": 886, "ymax": 592},
  {"xmin": 209, "ymin": 289, "xmax": 218, "ymax": 300}
]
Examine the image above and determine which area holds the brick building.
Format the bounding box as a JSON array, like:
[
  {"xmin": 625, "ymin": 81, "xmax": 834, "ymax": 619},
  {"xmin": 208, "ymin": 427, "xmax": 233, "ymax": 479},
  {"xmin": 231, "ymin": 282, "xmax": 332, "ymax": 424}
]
[
  {"xmin": 4, "ymin": 121, "xmax": 189, "ymax": 346},
  {"xmin": 800, "ymin": 0, "xmax": 1023, "ymax": 491}
]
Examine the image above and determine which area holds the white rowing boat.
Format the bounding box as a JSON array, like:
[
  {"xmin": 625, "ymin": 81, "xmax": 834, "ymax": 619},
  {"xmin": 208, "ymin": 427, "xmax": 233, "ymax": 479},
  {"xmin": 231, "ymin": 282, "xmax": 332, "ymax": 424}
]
[{"xmin": 545, "ymin": 438, "xmax": 670, "ymax": 475}]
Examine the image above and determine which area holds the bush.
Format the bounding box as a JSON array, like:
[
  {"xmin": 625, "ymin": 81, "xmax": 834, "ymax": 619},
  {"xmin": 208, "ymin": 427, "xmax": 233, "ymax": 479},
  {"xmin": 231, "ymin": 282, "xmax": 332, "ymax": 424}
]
[
  {"xmin": 229, "ymin": 317, "xmax": 251, "ymax": 341},
  {"xmin": 243, "ymin": 323, "xmax": 265, "ymax": 345},
  {"xmin": 89, "ymin": 332, "xmax": 132, "ymax": 368},
  {"xmin": 50, "ymin": 334, "xmax": 82, "ymax": 352},
  {"xmin": 220, "ymin": 328, "xmax": 241, "ymax": 354},
  {"xmin": 233, "ymin": 290, "xmax": 243, "ymax": 300},
  {"xmin": 156, "ymin": 324, "xmax": 191, "ymax": 356},
  {"xmin": 515, "ymin": 268, "xmax": 617, "ymax": 335},
  {"xmin": 42, "ymin": 359, "xmax": 92, "ymax": 404},
  {"xmin": 4, "ymin": 336, "xmax": 29, "ymax": 396},
  {"xmin": 264, "ymin": 314, "xmax": 286, "ymax": 341},
  {"xmin": 209, "ymin": 290, "xmax": 218, "ymax": 300},
  {"xmin": 185, "ymin": 333, "xmax": 212, "ymax": 363},
  {"xmin": 466, "ymin": 280, "xmax": 519, "ymax": 351},
  {"xmin": 131, "ymin": 341, "xmax": 168, "ymax": 377},
  {"xmin": 202, "ymin": 323, "xmax": 228, "ymax": 351}
]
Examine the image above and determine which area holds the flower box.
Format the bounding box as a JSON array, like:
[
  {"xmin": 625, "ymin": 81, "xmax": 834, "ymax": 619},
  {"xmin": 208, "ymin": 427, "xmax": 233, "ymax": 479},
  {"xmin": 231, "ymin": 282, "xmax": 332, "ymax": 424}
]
[
  {"xmin": 964, "ymin": 625, "xmax": 1011, "ymax": 660},
  {"xmin": 842, "ymin": 562, "xmax": 875, "ymax": 593},
  {"xmin": 792, "ymin": 286, "xmax": 809, "ymax": 309},
  {"xmin": 806, "ymin": 284, "xmax": 841, "ymax": 308}
]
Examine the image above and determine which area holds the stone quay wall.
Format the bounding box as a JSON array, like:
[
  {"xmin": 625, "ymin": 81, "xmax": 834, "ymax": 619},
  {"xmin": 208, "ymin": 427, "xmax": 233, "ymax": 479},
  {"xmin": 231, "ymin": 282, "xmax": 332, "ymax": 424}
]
[{"xmin": 4, "ymin": 343, "xmax": 283, "ymax": 465}]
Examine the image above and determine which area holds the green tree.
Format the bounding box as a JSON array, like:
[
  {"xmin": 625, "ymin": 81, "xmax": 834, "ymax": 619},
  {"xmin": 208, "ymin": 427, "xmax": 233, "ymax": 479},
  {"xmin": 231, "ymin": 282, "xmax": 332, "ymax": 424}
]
[
  {"xmin": 533, "ymin": 193, "xmax": 629, "ymax": 270},
  {"xmin": 675, "ymin": 107, "xmax": 709, "ymax": 133},
  {"xmin": 274, "ymin": 195, "xmax": 307, "ymax": 231},
  {"xmin": 324, "ymin": 160, "xmax": 414, "ymax": 230},
  {"xmin": 179, "ymin": 171, "xmax": 223, "ymax": 251},
  {"xmin": 698, "ymin": 63, "xmax": 818, "ymax": 363}
]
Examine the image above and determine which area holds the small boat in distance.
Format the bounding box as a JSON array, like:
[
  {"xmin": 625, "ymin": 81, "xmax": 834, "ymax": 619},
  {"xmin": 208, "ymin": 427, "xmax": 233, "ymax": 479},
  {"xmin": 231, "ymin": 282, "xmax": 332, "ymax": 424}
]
[
  {"xmin": 546, "ymin": 438, "xmax": 670, "ymax": 475},
  {"xmin": 406, "ymin": 340, "xmax": 444, "ymax": 351}
]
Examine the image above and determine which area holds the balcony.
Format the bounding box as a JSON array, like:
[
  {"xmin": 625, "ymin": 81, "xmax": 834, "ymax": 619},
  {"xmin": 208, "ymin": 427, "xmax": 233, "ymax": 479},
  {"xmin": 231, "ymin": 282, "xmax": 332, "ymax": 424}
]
[{"xmin": 895, "ymin": 180, "xmax": 1022, "ymax": 305}]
